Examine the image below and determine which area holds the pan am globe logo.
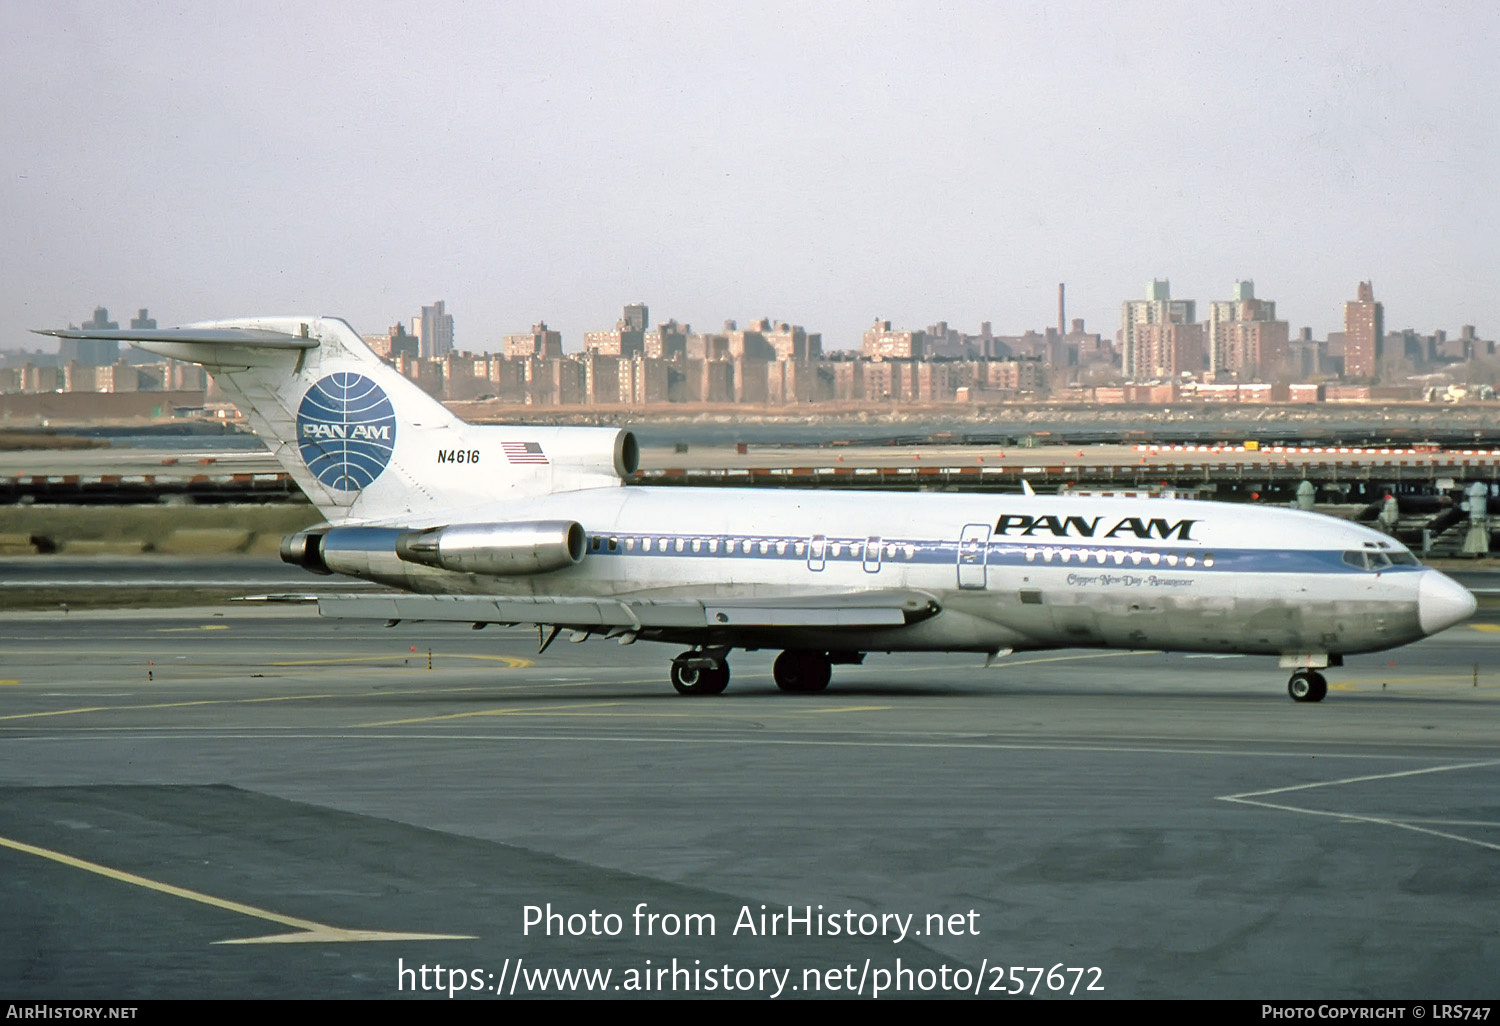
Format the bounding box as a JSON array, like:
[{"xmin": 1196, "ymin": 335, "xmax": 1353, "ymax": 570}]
[{"xmin": 296, "ymin": 372, "xmax": 397, "ymax": 491}]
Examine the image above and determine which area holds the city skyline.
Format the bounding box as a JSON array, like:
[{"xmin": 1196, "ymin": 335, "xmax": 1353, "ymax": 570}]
[
  {"xmin": 8, "ymin": 282, "xmax": 1494, "ymax": 410},
  {"xmin": 24, "ymin": 278, "xmax": 1487, "ymax": 361},
  {"xmin": 3, "ymin": 3, "xmax": 1497, "ymax": 351}
]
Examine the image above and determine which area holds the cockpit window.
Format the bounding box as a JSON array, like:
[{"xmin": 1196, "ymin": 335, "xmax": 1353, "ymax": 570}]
[{"xmin": 1344, "ymin": 549, "xmax": 1420, "ymax": 570}]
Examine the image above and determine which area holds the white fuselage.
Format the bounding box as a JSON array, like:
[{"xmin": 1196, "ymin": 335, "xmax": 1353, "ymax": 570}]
[{"xmin": 328, "ymin": 487, "xmax": 1462, "ymax": 658}]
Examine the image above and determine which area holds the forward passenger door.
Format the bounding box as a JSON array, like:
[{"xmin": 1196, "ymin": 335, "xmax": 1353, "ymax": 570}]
[{"xmin": 957, "ymin": 523, "xmax": 990, "ymax": 589}]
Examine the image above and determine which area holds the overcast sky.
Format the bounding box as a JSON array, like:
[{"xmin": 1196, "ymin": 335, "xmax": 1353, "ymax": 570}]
[{"xmin": 3, "ymin": 1, "xmax": 1497, "ymax": 352}]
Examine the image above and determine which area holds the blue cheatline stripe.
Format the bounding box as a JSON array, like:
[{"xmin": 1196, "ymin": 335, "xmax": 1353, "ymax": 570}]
[
  {"xmin": 317, "ymin": 526, "xmax": 1421, "ymax": 579},
  {"xmin": 580, "ymin": 533, "xmax": 1421, "ymax": 577}
]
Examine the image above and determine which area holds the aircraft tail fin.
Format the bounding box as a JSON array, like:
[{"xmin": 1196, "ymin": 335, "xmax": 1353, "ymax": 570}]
[{"xmin": 35, "ymin": 317, "xmax": 635, "ymax": 524}]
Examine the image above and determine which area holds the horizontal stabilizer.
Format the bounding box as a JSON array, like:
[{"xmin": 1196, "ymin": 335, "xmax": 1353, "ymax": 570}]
[
  {"xmin": 317, "ymin": 590, "xmax": 940, "ymax": 630},
  {"xmin": 33, "ymin": 326, "xmax": 318, "ymax": 349}
]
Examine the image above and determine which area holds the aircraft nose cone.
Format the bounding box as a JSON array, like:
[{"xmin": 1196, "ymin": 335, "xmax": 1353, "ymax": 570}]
[{"xmin": 1418, "ymin": 571, "xmax": 1477, "ymax": 635}]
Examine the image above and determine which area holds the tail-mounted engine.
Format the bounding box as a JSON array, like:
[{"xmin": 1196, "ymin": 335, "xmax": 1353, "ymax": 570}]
[
  {"xmin": 282, "ymin": 521, "xmax": 587, "ymax": 580},
  {"xmin": 279, "ymin": 530, "xmax": 331, "ymax": 574},
  {"xmin": 394, "ymin": 521, "xmax": 586, "ymax": 576}
]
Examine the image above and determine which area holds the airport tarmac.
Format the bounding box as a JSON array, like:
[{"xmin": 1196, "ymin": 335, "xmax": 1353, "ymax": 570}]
[
  {"xmin": 6, "ymin": 439, "xmax": 1496, "ymax": 477},
  {"xmin": 1, "ymin": 606, "xmax": 1498, "ymax": 999}
]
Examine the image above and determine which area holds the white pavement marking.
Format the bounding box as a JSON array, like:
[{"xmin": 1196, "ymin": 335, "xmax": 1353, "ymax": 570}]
[{"xmin": 1218, "ymin": 760, "xmax": 1500, "ymax": 852}]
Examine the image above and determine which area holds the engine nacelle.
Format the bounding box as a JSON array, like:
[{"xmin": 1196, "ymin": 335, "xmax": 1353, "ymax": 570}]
[
  {"xmin": 459, "ymin": 426, "xmax": 639, "ymax": 491},
  {"xmin": 281, "ymin": 526, "xmax": 410, "ymax": 580},
  {"xmin": 614, "ymin": 430, "xmax": 640, "ymax": 477},
  {"xmin": 394, "ymin": 521, "xmax": 586, "ymax": 576},
  {"xmin": 280, "ymin": 530, "xmax": 331, "ymax": 574}
]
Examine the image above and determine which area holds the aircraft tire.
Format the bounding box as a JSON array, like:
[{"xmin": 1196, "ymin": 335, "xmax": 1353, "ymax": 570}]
[
  {"xmin": 774, "ymin": 650, "xmax": 832, "ymax": 693},
  {"xmin": 701, "ymin": 661, "xmax": 730, "ymax": 695},
  {"xmin": 1288, "ymin": 670, "xmax": 1328, "ymax": 703},
  {"xmin": 672, "ymin": 658, "xmax": 730, "ymax": 696}
]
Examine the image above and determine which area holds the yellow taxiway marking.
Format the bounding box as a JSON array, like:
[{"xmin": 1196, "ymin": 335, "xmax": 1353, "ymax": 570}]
[
  {"xmin": 0, "ymin": 685, "xmax": 513, "ymax": 723},
  {"xmin": 0, "ymin": 833, "xmax": 474, "ymax": 945},
  {"xmin": 1468, "ymin": 623, "xmax": 1500, "ymax": 633},
  {"xmin": 0, "ymin": 680, "xmax": 19, "ymax": 686},
  {"xmin": 1331, "ymin": 674, "xmax": 1495, "ymax": 691},
  {"xmin": 271, "ymin": 654, "xmax": 533, "ymax": 668},
  {"xmin": 363, "ymin": 701, "xmax": 625, "ymax": 727},
  {"xmin": 0, "ymin": 696, "xmax": 339, "ymax": 723},
  {"xmin": 363, "ymin": 699, "xmax": 893, "ymax": 727},
  {"xmin": 155, "ymin": 625, "xmax": 232, "ymax": 633}
]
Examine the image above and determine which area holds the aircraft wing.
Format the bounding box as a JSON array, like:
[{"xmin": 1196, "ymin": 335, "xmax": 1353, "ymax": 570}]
[{"xmin": 317, "ymin": 590, "xmax": 940, "ymax": 630}]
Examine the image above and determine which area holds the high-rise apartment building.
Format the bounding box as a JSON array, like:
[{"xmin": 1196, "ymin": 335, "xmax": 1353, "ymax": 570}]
[
  {"xmin": 1342, "ymin": 281, "xmax": 1384, "ymax": 380},
  {"xmin": 1206, "ymin": 281, "xmax": 1289, "ymax": 381},
  {"xmin": 762, "ymin": 320, "xmax": 819, "ymax": 363},
  {"xmin": 504, "ymin": 321, "xmax": 563, "ymax": 359},
  {"xmin": 81, "ymin": 307, "xmax": 118, "ymax": 331},
  {"xmin": 413, "ymin": 300, "xmax": 454, "ymax": 360},
  {"xmin": 363, "ymin": 322, "xmax": 419, "ymax": 360},
  {"xmin": 643, "ymin": 319, "xmax": 689, "ymax": 360},
  {"xmin": 1120, "ymin": 280, "xmax": 1201, "ymax": 380},
  {"xmin": 862, "ymin": 319, "xmax": 925, "ymax": 360},
  {"xmin": 722, "ymin": 319, "xmax": 774, "ymax": 361},
  {"xmin": 585, "ymin": 304, "xmax": 650, "ymax": 358},
  {"xmin": 59, "ymin": 307, "xmax": 121, "ymax": 366}
]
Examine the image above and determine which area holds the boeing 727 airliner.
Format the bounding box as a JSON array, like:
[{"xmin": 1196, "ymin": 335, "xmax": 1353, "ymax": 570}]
[{"xmin": 38, "ymin": 316, "xmax": 1477, "ymax": 701}]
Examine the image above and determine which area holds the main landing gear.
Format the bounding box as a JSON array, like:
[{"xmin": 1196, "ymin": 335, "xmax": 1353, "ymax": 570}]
[
  {"xmin": 774, "ymin": 654, "xmax": 834, "ymax": 693},
  {"xmin": 1287, "ymin": 669, "xmax": 1328, "ymax": 703},
  {"xmin": 670, "ymin": 651, "xmax": 730, "ymax": 696},
  {"xmin": 667, "ymin": 648, "xmax": 851, "ymax": 695},
  {"xmin": 772, "ymin": 650, "xmax": 832, "ymax": 693}
]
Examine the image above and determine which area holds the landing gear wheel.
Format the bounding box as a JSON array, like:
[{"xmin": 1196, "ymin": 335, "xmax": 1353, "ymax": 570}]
[
  {"xmin": 773, "ymin": 650, "xmax": 832, "ymax": 693},
  {"xmin": 1288, "ymin": 670, "xmax": 1328, "ymax": 703},
  {"xmin": 671, "ymin": 658, "xmax": 730, "ymax": 696},
  {"xmin": 700, "ymin": 663, "xmax": 729, "ymax": 695}
]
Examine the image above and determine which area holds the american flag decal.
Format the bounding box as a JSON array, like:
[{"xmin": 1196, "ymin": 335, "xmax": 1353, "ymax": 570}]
[{"xmin": 502, "ymin": 441, "xmax": 549, "ymax": 464}]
